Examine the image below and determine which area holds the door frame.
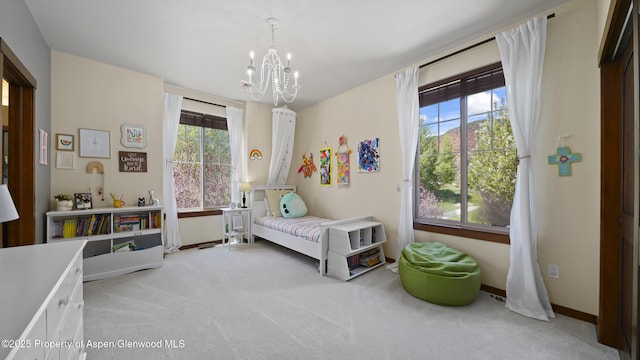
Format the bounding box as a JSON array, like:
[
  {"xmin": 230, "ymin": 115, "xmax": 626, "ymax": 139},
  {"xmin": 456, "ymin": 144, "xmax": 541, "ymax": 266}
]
[
  {"xmin": 0, "ymin": 38, "xmax": 36, "ymax": 247},
  {"xmin": 599, "ymin": 0, "xmax": 639, "ymax": 358}
]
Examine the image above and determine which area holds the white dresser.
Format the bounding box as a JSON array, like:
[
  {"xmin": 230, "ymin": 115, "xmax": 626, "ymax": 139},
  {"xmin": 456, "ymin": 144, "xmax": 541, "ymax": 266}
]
[{"xmin": 0, "ymin": 240, "xmax": 87, "ymax": 360}]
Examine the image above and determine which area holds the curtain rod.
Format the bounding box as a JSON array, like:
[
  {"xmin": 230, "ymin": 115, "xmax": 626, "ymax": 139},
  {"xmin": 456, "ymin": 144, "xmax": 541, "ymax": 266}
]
[
  {"xmin": 419, "ymin": 13, "xmax": 555, "ymax": 69},
  {"xmin": 184, "ymin": 96, "xmax": 227, "ymax": 108}
]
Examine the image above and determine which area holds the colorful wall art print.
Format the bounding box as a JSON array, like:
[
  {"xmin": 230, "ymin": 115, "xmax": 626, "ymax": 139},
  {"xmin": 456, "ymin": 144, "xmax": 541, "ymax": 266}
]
[
  {"xmin": 319, "ymin": 147, "xmax": 332, "ymax": 186},
  {"xmin": 358, "ymin": 137, "xmax": 380, "ymax": 172},
  {"xmin": 335, "ymin": 135, "xmax": 351, "ymax": 186},
  {"xmin": 120, "ymin": 123, "xmax": 146, "ymax": 149},
  {"xmin": 336, "ymin": 151, "xmax": 350, "ymax": 185}
]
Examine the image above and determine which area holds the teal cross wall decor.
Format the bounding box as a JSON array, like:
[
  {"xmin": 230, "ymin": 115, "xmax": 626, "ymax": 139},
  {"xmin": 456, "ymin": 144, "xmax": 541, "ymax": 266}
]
[{"xmin": 548, "ymin": 147, "xmax": 581, "ymax": 176}]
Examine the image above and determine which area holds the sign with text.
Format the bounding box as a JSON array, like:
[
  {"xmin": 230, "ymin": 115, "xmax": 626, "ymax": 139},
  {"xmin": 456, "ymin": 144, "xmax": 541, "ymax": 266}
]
[{"xmin": 119, "ymin": 151, "xmax": 147, "ymax": 172}]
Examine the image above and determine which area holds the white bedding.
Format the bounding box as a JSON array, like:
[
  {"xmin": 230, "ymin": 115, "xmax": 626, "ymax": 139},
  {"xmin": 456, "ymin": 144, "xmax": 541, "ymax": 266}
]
[{"xmin": 255, "ymin": 216, "xmax": 331, "ymax": 243}]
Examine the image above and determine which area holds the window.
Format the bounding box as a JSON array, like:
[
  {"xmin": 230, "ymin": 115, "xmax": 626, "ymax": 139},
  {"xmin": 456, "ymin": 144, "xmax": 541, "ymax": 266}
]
[
  {"xmin": 415, "ymin": 63, "xmax": 517, "ymax": 236},
  {"xmin": 173, "ymin": 110, "xmax": 231, "ymax": 210}
]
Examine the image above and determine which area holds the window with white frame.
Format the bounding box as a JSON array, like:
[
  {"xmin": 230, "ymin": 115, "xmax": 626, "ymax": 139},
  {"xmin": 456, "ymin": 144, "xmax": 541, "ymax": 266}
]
[
  {"xmin": 173, "ymin": 110, "xmax": 231, "ymax": 210},
  {"xmin": 415, "ymin": 63, "xmax": 517, "ymax": 234}
]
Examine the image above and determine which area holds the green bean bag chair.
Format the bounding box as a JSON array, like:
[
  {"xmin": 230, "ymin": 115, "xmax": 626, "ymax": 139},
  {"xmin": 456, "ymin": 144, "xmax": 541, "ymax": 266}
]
[{"xmin": 399, "ymin": 242, "xmax": 481, "ymax": 306}]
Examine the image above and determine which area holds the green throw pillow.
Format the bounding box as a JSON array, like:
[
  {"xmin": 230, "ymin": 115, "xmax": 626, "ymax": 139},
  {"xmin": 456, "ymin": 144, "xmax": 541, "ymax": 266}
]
[{"xmin": 280, "ymin": 192, "xmax": 307, "ymax": 218}]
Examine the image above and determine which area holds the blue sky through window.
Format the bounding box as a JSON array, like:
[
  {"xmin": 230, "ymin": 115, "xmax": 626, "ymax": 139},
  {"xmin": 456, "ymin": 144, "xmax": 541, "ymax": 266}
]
[{"xmin": 420, "ymin": 87, "xmax": 506, "ymax": 131}]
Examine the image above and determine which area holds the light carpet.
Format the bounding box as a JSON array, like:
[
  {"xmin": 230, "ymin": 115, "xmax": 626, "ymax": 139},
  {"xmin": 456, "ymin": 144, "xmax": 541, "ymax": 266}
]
[{"xmin": 83, "ymin": 240, "xmax": 619, "ymax": 360}]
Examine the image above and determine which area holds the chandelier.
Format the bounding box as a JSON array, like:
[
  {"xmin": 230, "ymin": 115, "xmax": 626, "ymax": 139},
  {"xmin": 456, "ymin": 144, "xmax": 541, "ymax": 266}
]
[{"xmin": 241, "ymin": 18, "xmax": 300, "ymax": 106}]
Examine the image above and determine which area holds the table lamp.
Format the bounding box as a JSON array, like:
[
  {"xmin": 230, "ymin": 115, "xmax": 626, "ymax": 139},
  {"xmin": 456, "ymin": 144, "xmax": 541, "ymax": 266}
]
[
  {"xmin": 0, "ymin": 184, "xmax": 19, "ymax": 222},
  {"xmin": 239, "ymin": 182, "xmax": 251, "ymax": 208}
]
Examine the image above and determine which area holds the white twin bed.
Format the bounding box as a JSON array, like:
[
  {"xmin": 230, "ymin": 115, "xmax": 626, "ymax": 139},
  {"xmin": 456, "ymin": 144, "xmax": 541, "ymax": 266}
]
[{"xmin": 249, "ymin": 185, "xmax": 372, "ymax": 275}]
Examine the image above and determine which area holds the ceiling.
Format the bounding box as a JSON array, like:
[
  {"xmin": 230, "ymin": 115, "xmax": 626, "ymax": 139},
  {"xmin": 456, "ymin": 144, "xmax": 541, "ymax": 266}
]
[{"xmin": 24, "ymin": 0, "xmax": 568, "ymax": 111}]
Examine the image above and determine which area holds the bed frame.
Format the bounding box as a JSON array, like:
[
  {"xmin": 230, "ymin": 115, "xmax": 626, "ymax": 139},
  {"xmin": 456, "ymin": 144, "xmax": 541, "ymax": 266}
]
[{"xmin": 250, "ymin": 185, "xmax": 372, "ymax": 276}]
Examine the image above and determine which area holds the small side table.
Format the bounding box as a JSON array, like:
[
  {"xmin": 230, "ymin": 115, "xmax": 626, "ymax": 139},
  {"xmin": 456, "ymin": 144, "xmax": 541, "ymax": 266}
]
[{"xmin": 221, "ymin": 207, "xmax": 252, "ymax": 248}]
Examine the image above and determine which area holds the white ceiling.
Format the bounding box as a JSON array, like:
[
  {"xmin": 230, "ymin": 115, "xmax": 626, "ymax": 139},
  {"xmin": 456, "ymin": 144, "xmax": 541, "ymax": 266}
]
[{"xmin": 24, "ymin": 0, "xmax": 568, "ymax": 110}]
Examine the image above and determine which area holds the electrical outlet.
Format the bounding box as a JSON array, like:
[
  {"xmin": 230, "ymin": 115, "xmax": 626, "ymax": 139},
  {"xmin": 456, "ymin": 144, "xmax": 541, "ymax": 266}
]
[{"xmin": 548, "ymin": 264, "xmax": 560, "ymax": 279}]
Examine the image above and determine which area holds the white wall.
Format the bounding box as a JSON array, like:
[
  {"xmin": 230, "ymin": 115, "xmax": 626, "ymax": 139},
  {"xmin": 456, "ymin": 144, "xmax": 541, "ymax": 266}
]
[
  {"xmin": 294, "ymin": 0, "xmax": 602, "ymax": 315},
  {"xmin": 51, "ymin": 51, "xmax": 163, "ymax": 211}
]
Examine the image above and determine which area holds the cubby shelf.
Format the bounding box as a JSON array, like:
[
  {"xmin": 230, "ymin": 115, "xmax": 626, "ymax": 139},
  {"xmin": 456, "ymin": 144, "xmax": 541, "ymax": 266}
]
[
  {"xmin": 327, "ymin": 220, "xmax": 386, "ymax": 281},
  {"xmin": 46, "ymin": 205, "xmax": 163, "ymax": 281}
]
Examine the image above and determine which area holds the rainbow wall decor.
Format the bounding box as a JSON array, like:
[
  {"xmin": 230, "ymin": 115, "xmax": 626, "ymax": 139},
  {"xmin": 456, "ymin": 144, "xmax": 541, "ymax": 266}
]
[{"xmin": 249, "ymin": 149, "xmax": 263, "ymax": 160}]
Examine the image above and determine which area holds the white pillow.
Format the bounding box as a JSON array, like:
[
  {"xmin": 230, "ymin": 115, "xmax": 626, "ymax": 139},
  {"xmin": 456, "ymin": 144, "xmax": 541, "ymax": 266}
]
[{"xmin": 264, "ymin": 189, "xmax": 291, "ymax": 217}]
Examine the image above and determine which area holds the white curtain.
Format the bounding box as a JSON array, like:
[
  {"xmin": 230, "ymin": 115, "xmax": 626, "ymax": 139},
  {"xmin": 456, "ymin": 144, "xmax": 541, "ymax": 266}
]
[
  {"xmin": 162, "ymin": 92, "xmax": 184, "ymax": 253},
  {"xmin": 267, "ymin": 107, "xmax": 297, "ymax": 185},
  {"xmin": 227, "ymin": 106, "xmax": 244, "ymax": 204},
  {"xmin": 393, "ymin": 67, "xmax": 420, "ymax": 265},
  {"xmin": 497, "ymin": 16, "xmax": 554, "ymax": 321}
]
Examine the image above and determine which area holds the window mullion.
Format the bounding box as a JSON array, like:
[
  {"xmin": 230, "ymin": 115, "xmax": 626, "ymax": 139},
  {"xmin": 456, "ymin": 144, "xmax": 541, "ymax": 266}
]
[
  {"xmin": 460, "ymin": 96, "xmax": 468, "ymax": 225},
  {"xmin": 199, "ymin": 128, "xmax": 205, "ymax": 209}
]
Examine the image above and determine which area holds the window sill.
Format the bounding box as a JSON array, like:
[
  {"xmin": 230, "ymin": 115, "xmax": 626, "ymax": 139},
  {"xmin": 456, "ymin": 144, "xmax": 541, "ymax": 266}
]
[
  {"xmin": 178, "ymin": 209, "xmax": 222, "ymax": 219},
  {"xmin": 413, "ymin": 221, "xmax": 510, "ymax": 244}
]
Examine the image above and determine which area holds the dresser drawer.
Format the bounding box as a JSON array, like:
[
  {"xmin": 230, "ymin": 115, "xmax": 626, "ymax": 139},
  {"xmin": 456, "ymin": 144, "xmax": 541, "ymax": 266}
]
[
  {"xmin": 46, "ymin": 255, "xmax": 83, "ymax": 340},
  {"xmin": 5, "ymin": 313, "xmax": 46, "ymax": 360},
  {"xmin": 58, "ymin": 282, "xmax": 83, "ymax": 360}
]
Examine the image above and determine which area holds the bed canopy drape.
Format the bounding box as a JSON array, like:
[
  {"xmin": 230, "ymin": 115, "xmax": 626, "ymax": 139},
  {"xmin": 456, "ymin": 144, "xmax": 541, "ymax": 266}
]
[{"xmin": 267, "ymin": 107, "xmax": 297, "ymax": 185}]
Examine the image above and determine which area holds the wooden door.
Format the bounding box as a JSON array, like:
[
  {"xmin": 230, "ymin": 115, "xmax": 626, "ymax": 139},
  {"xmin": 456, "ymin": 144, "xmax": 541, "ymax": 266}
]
[
  {"xmin": 599, "ymin": 1, "xmax": 638, "ymax": 359},
  {"xmin": 621, "ymin": 39, "xmax": 634, "ymax": 358}
]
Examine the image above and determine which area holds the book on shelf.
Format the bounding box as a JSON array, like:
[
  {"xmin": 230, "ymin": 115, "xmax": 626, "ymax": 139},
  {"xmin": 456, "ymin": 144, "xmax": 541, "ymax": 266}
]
[
  {"xmin": 359, "ymin": 256, "xmax": 381, "ymax": 268},
  {"xmin": 112, "ymin": 240, "xmax": 137, "ymax": 252},
  {"xmin": 358, "ymin": 247, "xmax": 381, "ymax": 268},
  {"xmin": 63, "ymin": 219, "xmax": 77, "ymax": 238},
  {"xmin": 115, "ymin": 214, "xmax": 142, "ymax": 232},
  {"xmin": 347, "ymin": 254, "xmax": 360, "ymax": 270},
  {"xmin": 360, "ymin": 247, "xmax": 380, "ymax": 258}
]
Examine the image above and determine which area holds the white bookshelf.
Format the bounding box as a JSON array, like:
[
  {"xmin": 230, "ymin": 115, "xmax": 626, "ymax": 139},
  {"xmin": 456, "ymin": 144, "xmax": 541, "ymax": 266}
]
[
  {"xmin": 327, "ymin": 220, "xmax": 386, "ymax": 281},
  {"xmin": 46, "ymin": 205, "xmax": 163, "ymax": 281}
]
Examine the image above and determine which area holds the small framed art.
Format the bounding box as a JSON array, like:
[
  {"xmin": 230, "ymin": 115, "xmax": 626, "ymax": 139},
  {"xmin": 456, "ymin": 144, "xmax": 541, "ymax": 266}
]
[
  {"xmin": 56, "ymin": 152, "xmax": 75, "ymax": 169},
  {"xmin": 319, "ymin": 147, "xmax": 332, "ymax": 186},
  {"xmin": 56, "ymin": 133, "xmax": 74, "ymax": 151},
  {"xmin": 79, "ymin": 128, "xmax": 110, "ymax": 158},
  {"xmin": 74, "ymin": 192, "xmax": 93, "ymax": 209},
  {"xmin": 120, "ymin": 123, "xmax": 146, "ymax": 149}
]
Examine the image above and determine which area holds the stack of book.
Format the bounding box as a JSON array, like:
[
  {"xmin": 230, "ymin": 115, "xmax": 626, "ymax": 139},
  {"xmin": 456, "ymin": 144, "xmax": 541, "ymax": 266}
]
[
  {"xmin": 115, "ymin": 215, "xmax": 141, "ymax": 232},
  {"xmin": 359, "ymin": 247, "xmax": 381, "ymax": 268}
]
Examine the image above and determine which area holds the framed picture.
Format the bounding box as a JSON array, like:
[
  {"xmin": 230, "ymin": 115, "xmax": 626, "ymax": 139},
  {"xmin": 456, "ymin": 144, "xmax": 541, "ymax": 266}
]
[
  {"xmin": 319, "ymin": 147, "xmax": 332, "ymax": 186},
  {"xmin": 118, "ymin": 151, "xmax": 147, "ymax": 172},
  {"xmin": 56, "ymin": 152, "xmax": 75, "ymax": 169},
  {"xmin": 358, "ymin": 137, "xmax": 380, "ymax": 172},
  {"xmin": 74, "ymin": 192, "xmax": 92, "ymax": 209},
  {"xmin": 79, "ymin": 128, "xmax": 110, "ymax": 158},
  {"xmin": 120, "ymin": 123, "xmax": 146, "ymax": 149},
  {"xmin": 56, "ymin": 133, "xmax": 74, "ymax": 151}
]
